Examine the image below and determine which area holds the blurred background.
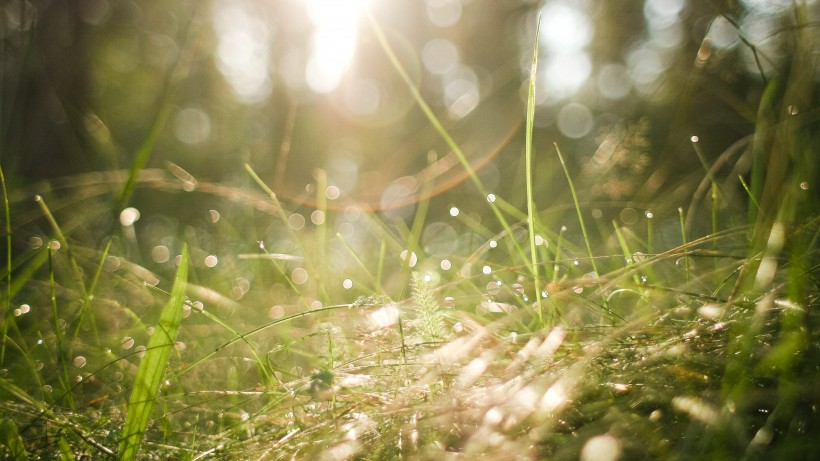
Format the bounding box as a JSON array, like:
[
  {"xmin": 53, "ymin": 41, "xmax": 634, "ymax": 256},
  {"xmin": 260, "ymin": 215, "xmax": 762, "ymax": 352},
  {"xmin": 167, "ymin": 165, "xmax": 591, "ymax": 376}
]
[{"xmin": 1, "ymin": 0, "xmax": 816, "ymax": 278}]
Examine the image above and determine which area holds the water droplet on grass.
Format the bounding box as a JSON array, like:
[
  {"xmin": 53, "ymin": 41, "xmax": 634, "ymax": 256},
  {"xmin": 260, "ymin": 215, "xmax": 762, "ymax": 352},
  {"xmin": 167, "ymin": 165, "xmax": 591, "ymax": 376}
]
[
  {"xmin": 121, "ymin": 337, "xmax": 134, "ymax": 349},
  {"xmin": 119, "ymin": 207, "xmax": 140, "ymax": 226},
  {"xmin": 73, "ymin": 356, "xmax": 87, "ymax": 368},
  {"xmin": 342, "ymin": 279, "xmax": 353, "ymax": 289},
  {"xmin": 440, "ymin": 259, "xmax": 451, "ymax": 270},
  {"xmin": 400, "ymin": 250, "xmax": 418, "ymax": 267},
  {"xmin": 449, "ymin": 206, "xmax": 459, "ymax": 217}
]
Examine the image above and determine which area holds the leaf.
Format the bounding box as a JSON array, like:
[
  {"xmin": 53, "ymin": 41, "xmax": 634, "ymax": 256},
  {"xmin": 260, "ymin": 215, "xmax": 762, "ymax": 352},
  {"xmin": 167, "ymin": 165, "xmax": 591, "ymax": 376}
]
[
  {"xmin": 0, "ymin": 418, "xmax": 29, "ymax": 459},
  {"xmin": 118, "ymin": 244, "xmax": 188, "ymax": 461}
]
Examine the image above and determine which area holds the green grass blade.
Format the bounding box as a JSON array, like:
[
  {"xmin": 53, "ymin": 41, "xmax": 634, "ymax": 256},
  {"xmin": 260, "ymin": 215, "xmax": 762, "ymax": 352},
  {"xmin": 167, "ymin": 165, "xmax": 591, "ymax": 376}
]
[
  {"xmin": 0, "ymin": 418, "xmax": 29, "ymax": 460},
  {"xmin": 525, "ymin": 16, "xmax": 543, "ymax": 326},
  {"xmin": 118, "ymin": 244, "xmax": 188, "ymax": 461},
  {"xmin": 0, "ymin": 164, "xmax": 11, "ymax": 365}
]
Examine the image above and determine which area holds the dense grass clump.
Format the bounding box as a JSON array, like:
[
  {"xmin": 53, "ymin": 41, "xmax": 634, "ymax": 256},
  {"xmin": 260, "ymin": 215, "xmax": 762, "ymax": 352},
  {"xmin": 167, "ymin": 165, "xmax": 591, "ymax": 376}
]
[{"xmin": 1, "ymin": 3, "xmax": 819, "ymax": 460}]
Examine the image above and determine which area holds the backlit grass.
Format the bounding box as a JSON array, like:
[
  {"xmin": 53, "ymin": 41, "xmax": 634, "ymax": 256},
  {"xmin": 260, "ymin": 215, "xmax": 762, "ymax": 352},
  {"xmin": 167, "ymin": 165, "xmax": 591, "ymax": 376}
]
[{"xmin": 1, "ymin": 4, "xmax": 818, "ymax": 460}]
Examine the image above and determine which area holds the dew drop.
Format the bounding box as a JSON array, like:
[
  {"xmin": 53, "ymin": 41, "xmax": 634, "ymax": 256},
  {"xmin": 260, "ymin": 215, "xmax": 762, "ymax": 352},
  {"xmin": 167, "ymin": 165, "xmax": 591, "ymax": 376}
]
[
  {"xmin": 151, "ymin": 245, "xmax": 170, "ymax": 263},
  {"xmin": 482, "ymin": 265, "xmax": 492, "ymax": 275},
  {"xmin": 28, "ymin": 236, "xmax": 43, "ymax": 249},
  {"xmin": 288, "ymin": 213, "xmax": 306, "ymax": 230},
  {"xmin": 449, "ymin": 207, "xmax": 460, "ymax": 217},
  {"xmin": 400, "ymin": 250, "xmax": 418, "ymax": 268},
  {"xmin": 325, "ymin": 185, "xmax": 341, "ymax": 200},
  {"xmin": 489, "ymin": 240, "xmax": 497, "ymax": 248},
  {"xmin": 440, "ymin": 259, "xmax": 452, "ymax": 270},
  {"xmin": 269, "ymin": 305, "xmax": 285, "ymax": 319},
  {"xmin": 291, "ymin": 268, "xmax": 309, "ymax": 285},
  {"xmin": 690, "ymin": 135, "xmax": 699, "ymax": 143},
  {"xmin": 646, "ymin": 211, "xmax": 654, "ymax": 219},
  {"xmin": 486, "ymin": 281, "xmax": 501, "ymax": 295},
  {"xmin": 121, "ymin": 337, "xmax": 135, "ymax": 349},
  {"xmin": 486, "ymin": 193, "xmax": 496, "ymax": 202},
  {"xmin": 119, "ymin": 207, "xmax": 141, "ymax": 226},
  {"xmin": 444, "ymin": 296, "xmax": 455, "ymax": 308},
  {"xmin": 787, "ymin": 105, "xmax": 799, "ymax": 115},
  {"xmin": 204, "ymin": 255, "xmax": 218, "ymax": 267},
  {"xmin": 209, "ymin": 209, "xmax": 220, "ymax": 222},
  {"xmin": 800, "ymin": 182, "xmax": 808, "ymax": 190},
  {"xmin": 342, "ymin": 279, "xmax": 353, "ymax": 289},
  {"xmin": 73, "ymin": 356, "xmax": 87, "ymax": 368},
  {"xmin": 311, "ymin": 210, "xmax": 325, "ymax": 225}
]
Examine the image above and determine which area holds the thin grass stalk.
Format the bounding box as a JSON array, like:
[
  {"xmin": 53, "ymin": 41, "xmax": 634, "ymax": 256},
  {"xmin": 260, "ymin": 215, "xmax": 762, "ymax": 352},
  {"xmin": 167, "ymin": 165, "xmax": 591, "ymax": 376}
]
[
  {"xmin": 525, "ymin": 17, "xmax": 544, "ymax": 326},
  {"xmin": 0, "ymin": 165, "xmax": 11, "ymax": 365},
  {"xmin": 553, "ymin": 143, "xmax": 606, "ymax": 310},
  {"xmin": 48, "ymin": 243, "xmax": 74, "ymax": 410},
  {"xmin": 678, "ymin": 207, "xmax": 690, "ymax": 285},
  {"xmin": 366, "ymin": 11, "xmax": 530, "ymax": 270}
]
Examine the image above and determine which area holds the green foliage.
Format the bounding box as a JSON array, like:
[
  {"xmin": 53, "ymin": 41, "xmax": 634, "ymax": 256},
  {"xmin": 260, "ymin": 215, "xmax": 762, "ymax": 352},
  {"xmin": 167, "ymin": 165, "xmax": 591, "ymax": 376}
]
[
  {"xmin": 0, "ymin": 2, "xmax": 817, "ymax": 460},
  {"xmin": 118, "ymin": 245, "xmax": 188, "ymax": 461},
  {"xmin": 410, "ymin": 272, "xmax": 445, "ymax": 342},
  {"xmin": 0, "ymin": 418, "xmax": 28, "ymax": 459}
]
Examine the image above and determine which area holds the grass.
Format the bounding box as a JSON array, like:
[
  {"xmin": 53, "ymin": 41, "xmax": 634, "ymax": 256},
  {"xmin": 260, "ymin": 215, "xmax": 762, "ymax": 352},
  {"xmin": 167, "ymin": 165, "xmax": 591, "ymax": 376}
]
[{"xmin": 1, "ymin": 5, "xmax": 819, "ymax": 461}]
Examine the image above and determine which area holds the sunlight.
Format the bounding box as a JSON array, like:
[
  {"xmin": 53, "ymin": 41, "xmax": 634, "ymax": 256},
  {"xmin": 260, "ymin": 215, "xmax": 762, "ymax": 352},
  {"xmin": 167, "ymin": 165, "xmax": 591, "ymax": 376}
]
[
  {"xmin": 304, "ymin": 0, "xmax": 371, "ymax": 93},
  {"xmin": 212, "ymin": 0, "xmax": 273, "ymax": 103},
  {"xmin": 538, "ymin": 1, "xmax": 593, "ymax": 100}
]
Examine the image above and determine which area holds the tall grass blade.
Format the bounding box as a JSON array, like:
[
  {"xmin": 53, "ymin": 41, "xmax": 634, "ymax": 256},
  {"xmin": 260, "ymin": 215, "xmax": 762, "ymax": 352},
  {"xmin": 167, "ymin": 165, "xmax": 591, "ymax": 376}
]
[
  {"xmin": 0, "ymin": 165, "xmax": 11, "ymax": 365},
  {"xmin": 525, "ymin": 16, "xmax": 544, "ymax": 326},
  {"xmin": 118, "ymin": 244, "xmax": 188, "ymax": 461}
]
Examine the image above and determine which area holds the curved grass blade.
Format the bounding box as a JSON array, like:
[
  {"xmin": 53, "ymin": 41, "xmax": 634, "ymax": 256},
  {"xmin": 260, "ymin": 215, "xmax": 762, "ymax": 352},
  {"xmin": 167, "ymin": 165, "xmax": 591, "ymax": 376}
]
[{"xmin": 118, "ymin": 244, "xmax": 188, "ymax": 461}]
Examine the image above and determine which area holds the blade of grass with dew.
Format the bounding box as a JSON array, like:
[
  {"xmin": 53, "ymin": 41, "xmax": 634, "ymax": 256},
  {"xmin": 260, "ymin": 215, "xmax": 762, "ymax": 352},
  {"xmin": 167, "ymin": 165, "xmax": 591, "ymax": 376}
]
[
  {"xmin": 366, "ymin": 11, "xmax": 530, "ymax": 271},
  {"xmin": 118, "ymin": 244, "xmax": 188, "ymax": 461},
  {"xmin": 525, "ymin": 16, "xmax": 544, "ymax": 326}
]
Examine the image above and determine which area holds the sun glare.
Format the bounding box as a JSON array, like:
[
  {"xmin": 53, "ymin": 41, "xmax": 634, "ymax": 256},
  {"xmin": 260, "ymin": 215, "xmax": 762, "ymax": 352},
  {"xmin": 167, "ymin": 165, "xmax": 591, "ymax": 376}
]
[{"xmin": 304, "ymin": 0, "xmax": 371, "ymax": 93}]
